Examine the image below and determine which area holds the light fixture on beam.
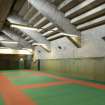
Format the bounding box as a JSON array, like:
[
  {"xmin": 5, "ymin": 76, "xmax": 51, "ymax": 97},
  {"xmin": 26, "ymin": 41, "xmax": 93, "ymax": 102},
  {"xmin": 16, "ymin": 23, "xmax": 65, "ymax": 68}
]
[
  {"xmin": 10, "ymin": 23, "xmax": 80, "ymax": 38},
  {"xmin": 0, "ymin": 47, "xmax": 9, "ymax": 49},
  {"xmin": 32, "ymin": 43, "xmax": 46, "ymax": 46},
  {"xmin": 10, "ymin": 23, "xmax": 80, "ymax": 47},
  {"xmin": 0, "ymin": 41, "xmax": 18, "ymax": 44},
  {"xmin": 10, "ymin": 23, "xmax": 40, "ymax": 32},
  {"xmin": 22, "ymin": 48, "xmax": 32, "ymax": 53},
  {"xmin": 60, "ymin": 32, "xmax": 80, "ymax": 37}
]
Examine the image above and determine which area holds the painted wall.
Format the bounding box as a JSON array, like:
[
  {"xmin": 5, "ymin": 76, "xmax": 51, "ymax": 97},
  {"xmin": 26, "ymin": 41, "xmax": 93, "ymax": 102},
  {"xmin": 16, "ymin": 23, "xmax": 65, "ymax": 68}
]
[
  {"xmin": 36, "ymin": 25, "xmax": 105, "ymax": 59},
  {"xmin": 34, "ymin": 25, "xmax": 105, "ymax": 82},
  {"xmin": 40, "ymin": 58, "xmax": 105, "ymax": 82}
]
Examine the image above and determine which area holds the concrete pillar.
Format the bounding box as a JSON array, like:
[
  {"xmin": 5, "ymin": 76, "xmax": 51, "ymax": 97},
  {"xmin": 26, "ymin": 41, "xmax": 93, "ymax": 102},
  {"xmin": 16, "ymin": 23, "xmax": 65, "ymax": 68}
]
[{"xmin": 31, "ymin": 46, "xmax": 37, "ymax": 70}]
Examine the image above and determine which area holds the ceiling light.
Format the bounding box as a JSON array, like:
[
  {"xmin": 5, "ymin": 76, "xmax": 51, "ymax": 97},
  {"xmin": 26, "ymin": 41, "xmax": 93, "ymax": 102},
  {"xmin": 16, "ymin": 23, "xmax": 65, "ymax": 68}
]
[
  {"xmin": 22, "ymin": 48, "xmax": 32, "ymax": 52},
  {"xmin": 10, "ymin": 24, "xmax": 80, "ymax": 38},
  {"xmin": 60, "ymin": 32, "xmax": 80, "ymax": 37},
  {"xmin": 0, "ymin": 41, "xmax": 18, "ymax": 44},
  {"xmin": 10, "ymin": 24, "xmax": 40, "ymax": 31},
  {"xmin": 0, "ymin": 47, "xmax": 9, "ymax": 49},
  {"xmin": 32, "ymin": 43, "xmax": 46, "ymax": 46}
]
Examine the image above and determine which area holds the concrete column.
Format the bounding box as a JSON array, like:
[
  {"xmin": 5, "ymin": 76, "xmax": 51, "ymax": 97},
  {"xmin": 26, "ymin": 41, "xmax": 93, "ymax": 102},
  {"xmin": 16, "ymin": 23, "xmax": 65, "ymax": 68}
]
[
  {"xmin": 28, "ymin": 0, "xmax": 80, "ymax": 36},
  {"xmin": 31, "ymin": 46, "xmax": 37, "ymax": 70}
]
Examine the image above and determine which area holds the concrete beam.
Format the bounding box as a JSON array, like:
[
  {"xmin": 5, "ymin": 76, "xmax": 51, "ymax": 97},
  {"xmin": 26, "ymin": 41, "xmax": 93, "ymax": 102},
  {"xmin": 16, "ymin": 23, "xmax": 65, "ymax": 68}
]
[
  {"xmin": 0, "ymin": 0, "xmax": 14, "ymax": 29},
  {"xmin": 32, "ymin": 0, "xmax": 83, "ymax": 35},
  {"xmin": 47, "ymin": 33, "xmax": 81, "ymax": 48},
  {"xmin": 45, "ymin": 31, "xmax": 60, "ymax": 38},
  {"xmin": 58, "ymin": 0, "xmax": 72, "ymax": 10},
  {"xmin": 40, "ymin": 22, "xmax": 53, "ymax": 29},
  {"xmin": 13, "ymin": 0, "xmax": 26, "ymax": 13},
  {"xmin": 28, "ymin": 0, "xmax": 81, "ymax": 47},
  {"xmin": 7, "ymin": 13, "xmax": 51, "ymax": 51},
  {"xmin": 31, "ymin": 0, "xmax": 82, "ymax": 36},
  {"xmin": 0, "ymin": 35, "xmax": 15, "ymax": 49},
  {"xmin": 77, "ymin": 15, "xmax": 105, "ymax": 31},
  {"xmin": 0, "ymin": 42, "xmax": 19, "ymax": 49},
  {"xmin": 28, "ymin": 0, "xmax": 80, "ymax": 35},
  {"xmin": 58, "ymin": 0, "xmax": 84, "ymax": 12},
  {"xmin": 28, "ymin": 40, "xmax": 34, "ymax": 43},
  {"xmin": 47, "ymin": 33, "xmax": 64, "ymax": 40},
  {"xmin": 2, "ymin": 27, "xmax": 32, "ymax": 48},
  {"xmin": 21, "ymin": 33, "xmax": 26, "ymax": 37},
  {"xmin": 25, "ymin": 36, "xmax": 30, "ymax": 40},
  {"xmin": 65, "ymin": 0, "xmax": 105, "ymax": 19},
  {"xmin": 29, "ymin": 12, "xmax": 43, "ymax": 25},
  {"xmin": 0, "ymin": 34, "xmax": 12, "ymax": 41},
  {"xmin": 24, "ymin": 7, "xmax": 37, "ymax": 21},
  {"xmin": 19, "ymin": 1, "xmax": 31, "ymax": 17},
  {"xmin": 34, "ymin": 17, "xmax": 49, "ymax": 28},
  {"xmin": 47, "ymin": 0, "xmax": 64, "ymax": 6},
  {"xmin": 65, "ymin": 0, "xmax": 95, "ymax": 18},
  {"xmin": 39, "ymin": 23, "xmax": 55, "ymax": 34},
  {"xmin": 71, "ymin": 3, "xmax": 105, "ymax": 25},
  {"xmin": 43, "ymin": 27, "xmax": 59, "ymax": 37}
]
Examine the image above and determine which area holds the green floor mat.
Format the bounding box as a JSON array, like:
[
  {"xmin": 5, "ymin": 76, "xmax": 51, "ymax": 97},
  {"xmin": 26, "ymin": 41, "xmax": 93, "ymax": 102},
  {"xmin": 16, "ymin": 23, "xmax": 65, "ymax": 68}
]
[
  {"xmin": 3, "ymin": 71, "xmax": 33, "ymax": 77},
  {"xmin": 43, "ymin": 71, "xmax": 105, "ymax": 85},
  {"xmin": 10, "ymin": 76, "xmax": 59, "ymax": 85},
  {"xmin": 0, "ymin": 96, "xmax": 4, "ymax": 105},
  {"xmin": 0, "ymin": 70, "xmax": 21, "ymax": 73},
  {"xmin": 23, "ymin": 84, "xmax": 105, "ymax": 105}
]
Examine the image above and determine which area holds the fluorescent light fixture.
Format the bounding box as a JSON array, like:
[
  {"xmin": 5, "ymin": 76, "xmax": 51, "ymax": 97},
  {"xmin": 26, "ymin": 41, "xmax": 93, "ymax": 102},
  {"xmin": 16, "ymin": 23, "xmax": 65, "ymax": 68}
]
[
  {"xmin": 10, "ymin": 24, "xmax": 40, "ymax": 31},
  {"xmin": 32, "ymin": 43, "xmax": 46, "ymax": 46},
  {"xmin": 0, "ymin": 37, "xmax": 5, "ymax": 41},
  {"xmin": 10, "ymin": 24, "xmax": 79, "ymax": 38},
  {"xmin": 0, "ymin": 41, "xmax": 18, "ymax": 44},
  {"xmin": 60, "ymin": 32, "xmax": 80, "ymax": 37},
  {"xmin": 25, "ymin": 36, "xmax": 30, "ymax": 40},
  {"xmin": 22, "ymin": 48, "xmax": 32, "ymax": 52},
  {"xmin": 0, "ymin": 48, "xmax": 32, "ymax": 54},
  {"xmin": 28, "ymin": 40, "xmax": 34, "ymax": 43},
  {"xmin": 10, "ymin": 23, "xmax": 79, "ymax": 38},
  {"xmin": 0, "ymin": 47, "xmax": 9, "ymax": 49}
]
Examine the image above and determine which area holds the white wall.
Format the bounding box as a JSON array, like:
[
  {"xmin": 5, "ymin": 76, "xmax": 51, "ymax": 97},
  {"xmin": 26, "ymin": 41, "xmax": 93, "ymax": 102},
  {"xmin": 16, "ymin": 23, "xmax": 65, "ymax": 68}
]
[{"xmin": 35, "ymin": 25, "xmax": 105, "ymax": 59}]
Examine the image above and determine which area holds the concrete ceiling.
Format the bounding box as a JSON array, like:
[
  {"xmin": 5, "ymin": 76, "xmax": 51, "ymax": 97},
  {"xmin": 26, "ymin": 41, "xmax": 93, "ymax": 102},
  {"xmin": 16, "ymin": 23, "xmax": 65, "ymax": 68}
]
[
  {"xmin": 0, "ymin": 0, "xmax": 14, "ymax": 29},
  {"xmin": 0, "ymin": 0, "xmax": 105, "ymax": 49}
]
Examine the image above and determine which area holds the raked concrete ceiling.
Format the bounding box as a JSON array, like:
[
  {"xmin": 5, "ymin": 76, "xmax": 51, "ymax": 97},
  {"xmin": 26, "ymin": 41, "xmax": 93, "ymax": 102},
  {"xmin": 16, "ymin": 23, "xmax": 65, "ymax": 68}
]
[{"xmin": 0, "ymin": 0, "xmax": 105, "ymax": 52}]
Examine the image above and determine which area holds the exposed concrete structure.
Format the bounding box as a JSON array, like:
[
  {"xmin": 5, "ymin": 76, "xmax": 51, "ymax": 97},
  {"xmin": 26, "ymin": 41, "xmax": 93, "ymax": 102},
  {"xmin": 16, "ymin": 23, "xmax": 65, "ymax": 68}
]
[
  {"xmin": 77, "ymin": 15, "xmax": 105, "ymax": 31},
  {"xmin": 2, "ymin": 27, "xmax": 31, "ymax": 48},
  {"xmin": 65, "ymin": 0, "xmax": 105, "ymax": 19},
  {"xmin": 7, "ymin": 13, "xmax": 51, "ymax": 51},
  {"xmin": 0, "ymin": 0, "xmax": 105, "ymax": 85},
  {"xmin": 0, "ymin": 0, "xmax": 105, "ymax": 58},
  {"xmin": 0, "ymin": 34, "xmax": 12, "ymax": 41},
  {"xmin": 28, "ymin": 0, "xmax": 81, "ymax": 47},
  {"xmin": 71, "ymin": 3, "xmax": 105, "ymax": 25},
  {"xmin": 28, "ymin": 0, "xmax": 80, "ymax": 35},
  {"xmin": 36, "ymin": 25, "xmax": 105, "ymax": 59},
  {"xmin": 0, "ymin": 35, "xmax": 15, "ymax": 48},
  {"xmin": 0, "ymin": 0, "xmax": 14, "ymax": 29}
]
